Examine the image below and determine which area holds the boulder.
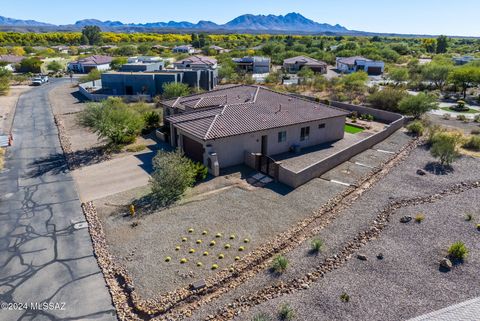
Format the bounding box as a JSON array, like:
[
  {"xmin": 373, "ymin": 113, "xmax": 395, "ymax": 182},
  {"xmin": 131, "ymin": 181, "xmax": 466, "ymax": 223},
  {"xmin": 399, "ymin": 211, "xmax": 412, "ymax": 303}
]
[
  {"xmin": 439, "ymin": 258, "xmax": 452, "ymax": 270},
  {"xmin": 400, "ymin": 216, "xmax": 412, "ymax": 223},
  {"xmin": 417, "ymin": 169, "xmax": 426, "ymax": 176},
  {"xmin": 377, "ymin": 253, "xmax": 384, "ymax": 260},
  {"xmin": 357, "ymin": 254, "xmax": 368, "ymax": 261}
]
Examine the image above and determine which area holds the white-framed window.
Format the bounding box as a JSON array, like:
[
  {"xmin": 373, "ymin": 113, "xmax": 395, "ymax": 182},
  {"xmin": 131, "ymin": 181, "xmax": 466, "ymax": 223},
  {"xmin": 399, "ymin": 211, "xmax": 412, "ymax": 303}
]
[{"xmin": 278, "ymin": 131, "xmax": 287, "ymax": 143}]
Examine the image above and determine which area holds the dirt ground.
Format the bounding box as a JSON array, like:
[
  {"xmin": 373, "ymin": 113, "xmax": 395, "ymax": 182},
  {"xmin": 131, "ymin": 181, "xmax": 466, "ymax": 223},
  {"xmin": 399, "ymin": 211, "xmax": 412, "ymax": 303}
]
[
  {"xmin": 95, "ymin": 131, "xmax": 414, "ymax": 300},
  {"xmin": 0, "ymin": 85, "xmax": 32, "ymax": 133}
]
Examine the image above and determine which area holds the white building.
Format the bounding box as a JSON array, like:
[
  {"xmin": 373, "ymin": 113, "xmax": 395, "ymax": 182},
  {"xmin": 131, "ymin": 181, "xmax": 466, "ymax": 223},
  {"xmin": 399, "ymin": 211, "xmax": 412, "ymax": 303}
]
[
  {"xmin": 336, "ymin": 56, "xmax": 384, "ymax": 75},
  {"xmin": 67, "ymin": 55, "xmax": 113, "ymax": 73}
]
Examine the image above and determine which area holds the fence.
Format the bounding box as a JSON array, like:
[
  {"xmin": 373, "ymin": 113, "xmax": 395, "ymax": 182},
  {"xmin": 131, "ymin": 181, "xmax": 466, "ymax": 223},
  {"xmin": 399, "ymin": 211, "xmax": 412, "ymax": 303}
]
[{"xmin": 78, "ymin": 81, "xmax": 152, "ymax": 102}]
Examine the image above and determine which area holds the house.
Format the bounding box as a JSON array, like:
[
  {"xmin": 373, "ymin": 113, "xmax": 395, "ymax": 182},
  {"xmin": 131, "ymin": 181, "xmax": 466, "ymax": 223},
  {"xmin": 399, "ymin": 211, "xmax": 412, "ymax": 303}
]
[
  {"xmin": 232, "ymin": 56, "xmax": 271, "ymax": 74},
  {"xmin": 173, "ymin": 55, "xmax": 218, "ymax": 70},
  {"xmin": 0, "ymin": 55, "xmax": 25, "ymax": 71},
  {"xmin": 209, "ymin": 45, "xmax": 230, "ymax": 54},
  {"xmin": 100, "ymin": 68, "xmax": 217, "ymax": 96},
  {"xmin": 452, "ymin": 56, "xmax": 479, "ymax": 65},
  {"xmin": 51, "ymin": 46, "xmax": 69, "ymax": 54},
  {"xmin": 283, "ymin": 56, "xmax": 328, "ymax": 74},
  {"xmin": 336, "ymin": 56, "xmax": 384, "ymax": 75},
  {"xmin": 172, "ymin": 45, "xmax": 195, "ymax": 54},
  {"xmin": 162, "ymin": 85, "xmax": 348, "ymax": 174},
  {"xmin": 120, "ymin": 56, "xmax": 164, "ymax": 72},
  {"xmin": 67, "ymin": 55, "xmax": 112, "ymax": 73}
]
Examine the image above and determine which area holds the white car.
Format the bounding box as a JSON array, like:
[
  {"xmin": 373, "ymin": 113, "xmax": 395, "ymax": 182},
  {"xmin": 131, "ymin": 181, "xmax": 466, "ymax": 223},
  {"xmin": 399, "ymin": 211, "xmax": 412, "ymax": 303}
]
[{"xmin": 31, "ymin": 75, "xmax": 49, "ymax": 86}]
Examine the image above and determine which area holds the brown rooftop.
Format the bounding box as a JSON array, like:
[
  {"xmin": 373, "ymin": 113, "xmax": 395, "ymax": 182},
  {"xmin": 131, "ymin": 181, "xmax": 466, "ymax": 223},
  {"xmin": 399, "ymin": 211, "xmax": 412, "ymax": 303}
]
[{"xmin": 166, "ymin": 85, "xmax": 348, "ymax": 140}]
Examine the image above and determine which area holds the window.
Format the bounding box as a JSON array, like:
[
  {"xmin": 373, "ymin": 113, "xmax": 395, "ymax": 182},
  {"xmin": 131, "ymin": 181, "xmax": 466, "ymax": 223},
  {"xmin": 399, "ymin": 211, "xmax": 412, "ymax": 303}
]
[
  {"xmin": 278, "ymin": 131, "xmax": 287, "ymax": 143},
  {"xmin": 318, "ymin": 123, "xmax": 325, "ymax": 129},
  {"xmin": 300, "ymin": 126, "xmax": 310, "ymax": 141}
]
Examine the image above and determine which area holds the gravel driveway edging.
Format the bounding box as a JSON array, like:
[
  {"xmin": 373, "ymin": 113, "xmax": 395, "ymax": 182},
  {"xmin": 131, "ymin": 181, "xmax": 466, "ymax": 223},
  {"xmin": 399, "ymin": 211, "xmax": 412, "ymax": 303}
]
[
  {"xmin": 209, "ymin": 180, "xmax": 480, "ymax": 321},
  {"xmin": 81, "ymin": 137, "xmax": 421, "ymax": 320},
  {"xmin": 54, "ymin": 114, "xmax": 78, "ymax": 170}
]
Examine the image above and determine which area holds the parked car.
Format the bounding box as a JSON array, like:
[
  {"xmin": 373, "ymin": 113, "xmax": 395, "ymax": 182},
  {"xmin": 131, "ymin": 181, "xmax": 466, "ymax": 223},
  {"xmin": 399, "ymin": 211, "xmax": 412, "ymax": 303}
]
[{"xmin": 31, "ymin": 75, "xmax": 49, "ymax": 86}]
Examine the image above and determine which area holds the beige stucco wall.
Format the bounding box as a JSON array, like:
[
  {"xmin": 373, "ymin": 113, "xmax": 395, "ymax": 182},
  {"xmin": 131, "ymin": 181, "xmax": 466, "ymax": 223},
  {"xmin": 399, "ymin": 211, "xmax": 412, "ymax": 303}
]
[{"xmin": 203, "ymin": 116, "xmax": 345, "ymax": 168}]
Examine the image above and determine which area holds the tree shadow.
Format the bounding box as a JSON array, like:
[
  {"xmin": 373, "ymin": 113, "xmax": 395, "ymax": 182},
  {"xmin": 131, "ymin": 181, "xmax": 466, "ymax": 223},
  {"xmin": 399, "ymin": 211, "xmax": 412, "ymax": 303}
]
[
  {"xmin": 27, "ymin": 153, "xmax": 69, "ymax": 177},
  {"xmin": 424, "ymin": 162, "xmax": 454, "ymax": 175}
]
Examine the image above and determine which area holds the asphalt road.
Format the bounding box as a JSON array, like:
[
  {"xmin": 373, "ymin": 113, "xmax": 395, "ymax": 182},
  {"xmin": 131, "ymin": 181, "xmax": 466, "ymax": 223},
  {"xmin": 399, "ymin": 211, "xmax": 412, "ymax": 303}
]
[{"xmin": 0, "ymin": 79, "xmax": 116, "ymax": 320}]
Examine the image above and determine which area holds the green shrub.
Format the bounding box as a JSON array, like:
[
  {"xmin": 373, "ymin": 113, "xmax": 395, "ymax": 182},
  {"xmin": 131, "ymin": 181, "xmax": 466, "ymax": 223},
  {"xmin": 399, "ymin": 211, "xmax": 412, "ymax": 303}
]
[
  {"xmin": 415, "ymin": 213, "xmax": 425, "ymax": 223},
  {"xmin": 463, "ymin": 136, "xmax": 480, "ymax": 151},
  {"xmin": 0, "ymin": 76, "xmax": 9, "ymax": 96},
  {"xmin": 79, "ymin": 69, "xmax": 102, "ymax": 83},
  {"xmin": 443, "ymin": 113, "xmax": 451, "ymax": 120},
  {"xmin": 278, "ymin": 304, "xmax": 295, "ymax": 321},
  {"xmin": 471, "ymin": 128, "xmax": 480, "ymax": 135},
  {"xmin": 310, "ymin": 239, "xmax": 323, "ymax": 253},
  {"xmin": 456, "ymin": 114, "xmax": 467, "ymax": 122},
  {"xmin": 406, "ymin": 121, "xmax": 425, "ymax": 136},
  {"xmin": 448, "ymin": 241, "xmax": 469, "ymax": 260},
  {"xmin": 340, "ymin": 293, "xmax": 350, "ymax": 303},
  {"xmin": 398, "ymin": 93, "xmax": 438, "ymax": 119},
  {"xmin": 162, "ymin": 82, "xmax": 190, "ymax": 99},
  {"xmin": 367, "ymin": 87, "xmax": 407, "ymax": 112},
  {"xmin": 474, "ymin": 114, "xmax": 480, "ymax": 123},
  {"xmin": 190, "ymin": 161, "xmax": 208, "ymax": 181},
  {"xmin": 252, "ymin": 313, "xmax": 271, "ymax": 321},
  {"xmin": 430, "ymin": 132, "xmax": 462, "ymax": 165},
  {"xmin": 150, "ymin": 150, "xmax": 197, "ymax": 207},
  {"xmin": 143, "ymin": 111, "xmax": 161, "ymax": 132},
  {"xmin": 272, "ymin": 255, "xmax": 288, "ymax": 274},
  {"xmin": 79, "ymin": 98, "xmax": 145, "ymax": 145}
]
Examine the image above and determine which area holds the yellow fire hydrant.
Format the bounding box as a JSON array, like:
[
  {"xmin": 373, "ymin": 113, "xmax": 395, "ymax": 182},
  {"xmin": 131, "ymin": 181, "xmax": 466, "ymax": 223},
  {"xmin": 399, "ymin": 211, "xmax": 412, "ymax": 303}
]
[{"xmin": 129, "ymin": 204, "xmax": 136, "ymax": 217}]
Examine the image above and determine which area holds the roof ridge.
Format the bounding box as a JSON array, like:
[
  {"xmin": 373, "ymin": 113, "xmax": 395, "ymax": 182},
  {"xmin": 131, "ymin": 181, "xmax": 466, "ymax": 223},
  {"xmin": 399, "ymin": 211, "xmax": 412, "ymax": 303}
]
[{"xmin": 204, "ymin": 114, "xmax": 220, "ymax": 139}]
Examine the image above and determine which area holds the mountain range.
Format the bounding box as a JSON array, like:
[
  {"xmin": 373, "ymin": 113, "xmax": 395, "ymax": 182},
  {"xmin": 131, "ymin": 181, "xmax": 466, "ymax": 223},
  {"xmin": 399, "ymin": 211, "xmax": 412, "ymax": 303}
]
[{"xmin": 0, "ymin": 13, "xmax": 349, "ymax": 34}]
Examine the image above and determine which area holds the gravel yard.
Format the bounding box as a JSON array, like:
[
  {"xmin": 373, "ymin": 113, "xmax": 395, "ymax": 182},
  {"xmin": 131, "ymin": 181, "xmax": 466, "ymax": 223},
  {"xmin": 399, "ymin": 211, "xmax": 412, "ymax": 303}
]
[
  {"xmin": 425, "ymin": 114, "xmax": 480, "ymax": 135},
  {"xmin": 0, "ymin": 85, "xmax": 31, "ymax": 133},
  {"xmin": 223, "ymin": 147, "xmax": 480, "ymax": 321}
]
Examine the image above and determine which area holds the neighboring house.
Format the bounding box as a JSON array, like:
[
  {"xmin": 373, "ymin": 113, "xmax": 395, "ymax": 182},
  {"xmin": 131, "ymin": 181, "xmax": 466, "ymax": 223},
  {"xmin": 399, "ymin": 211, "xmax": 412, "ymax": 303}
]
[
  {"xmin": 100, "ymin": 68, "xmax": 217, "ymax": 96},
  {"xmin": 163, "ymin": 85, "xmax": 348, "ymax": 173},
  {"xmin": 120, "ymin": 56, "xmax": 164, "ymax": 72},
  {"xmin": 336, "ymin": 56, "xmax": 384, "ymax": 75},
  {"xmin": 209, "ymin": 45, "xmax": 230, "ymax": 54},
  {"xmin": 283, "ymin": 56, "xmax": 328, "ymax": 74},
  {"xmin": 51, "ymin": 45, "xmax": 69, "ymax": 54},
  {"xmin": 452, "ymin": 56, "xmax": 479, "ymax": 65},
  {"xmin": 0, "ymin": 55, "xmax": 25, "ymax": 71},
  {"xmin": 172, "ymin": 45, "xmax": 195, "ymax": 54},
  {"xmin": 173, "ymin": 55, "xmax": 218, "ymax": 70},
  {"xmin": 67, "ymin": 55, "xmax": 112, "ymax": 73},
  {"xmin": 232, "ymin": 56, "xmax": 271, "ymax": 74}
]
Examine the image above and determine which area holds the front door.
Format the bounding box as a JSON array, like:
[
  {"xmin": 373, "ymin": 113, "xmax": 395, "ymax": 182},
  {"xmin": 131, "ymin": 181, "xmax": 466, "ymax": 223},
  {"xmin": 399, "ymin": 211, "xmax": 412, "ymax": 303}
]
[{"xmin": 261, "ymin": 135, "xmax": 268, "ymax": 155}]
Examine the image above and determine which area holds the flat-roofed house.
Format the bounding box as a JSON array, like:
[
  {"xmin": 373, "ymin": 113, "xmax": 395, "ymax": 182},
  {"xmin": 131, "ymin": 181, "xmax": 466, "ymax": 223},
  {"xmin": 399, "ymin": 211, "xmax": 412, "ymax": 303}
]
[
  {"xmin": 232, "ymin": 56, "xmax": 271, "ymax": 74},
  {"xmin": 67, "ymin": 55, "xmax": 112, "ymax": 73},
  {"xmin": 173, "ymin": 55, "xmax": 218, "ymax": 70},
  {"xmin": 283, "ymin": 56, "xmax": 328, "ymax": 74},
  {"xmin": 162, "ymin": 85, "xmax": 348, "ymax": 174},
  {"xmin": 172, "ymin": 45, "xmax": 195, "ymax": 54},
  {"xmin": 336, "ymin": 56, "xmax": 384, "ymax": 75}
]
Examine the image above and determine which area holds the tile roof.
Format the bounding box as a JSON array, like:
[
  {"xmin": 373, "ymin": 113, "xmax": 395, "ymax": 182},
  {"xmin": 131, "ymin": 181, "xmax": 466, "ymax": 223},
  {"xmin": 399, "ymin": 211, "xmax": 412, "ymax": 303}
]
[
  {"xmin": 166, "ymin": 85, "xmax": 348, "ymax": 140},
  {"xmin": 74, "ymin": 55, "xmax": 113, "ymax": 66},
  {"xmin": 283, "ymin": 56, "xmax": 327, "ymax": 66},
  {"xmin": 0, "ymin": 55, "xmax": 24, "ymax": 64},
  {"xmin": 174, "ymin": 55, "xmax": 217, "ymax": 66}
]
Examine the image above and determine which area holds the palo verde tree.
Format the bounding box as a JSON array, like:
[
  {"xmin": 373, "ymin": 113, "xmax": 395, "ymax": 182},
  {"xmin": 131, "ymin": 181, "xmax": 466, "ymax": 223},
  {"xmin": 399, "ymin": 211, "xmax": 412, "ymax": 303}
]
[
  {"xmin": 449, "ymin": 65, "xmax": 480, "ymax": 99},
  {"xmin": 398, "ymin": 93, "xmax": 438, "ymax": 119}
]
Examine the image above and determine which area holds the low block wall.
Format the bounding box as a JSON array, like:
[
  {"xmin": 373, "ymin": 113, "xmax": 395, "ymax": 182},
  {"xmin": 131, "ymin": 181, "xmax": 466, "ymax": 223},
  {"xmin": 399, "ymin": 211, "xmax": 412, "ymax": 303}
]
[
  {"xmin": 277, "ymin": 99, "xmax": 405, "ymax": 188},
  {"xmin": 78, "ymin": 81, "xmax": 152, "ymax": 102}
]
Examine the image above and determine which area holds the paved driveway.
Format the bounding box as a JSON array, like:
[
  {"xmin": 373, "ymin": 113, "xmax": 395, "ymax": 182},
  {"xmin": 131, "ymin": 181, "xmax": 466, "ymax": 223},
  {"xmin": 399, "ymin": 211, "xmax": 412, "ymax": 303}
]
[{"xmin": 0, "ymin": 80, "xmax": 116, "ymax": 320}]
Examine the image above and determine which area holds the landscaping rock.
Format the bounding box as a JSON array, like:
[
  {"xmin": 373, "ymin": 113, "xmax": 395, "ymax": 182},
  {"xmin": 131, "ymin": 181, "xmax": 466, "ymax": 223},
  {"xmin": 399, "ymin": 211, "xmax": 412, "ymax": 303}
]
[
  {"xmin": 191, "ymin": 279, "xmax": 207, "ymax": 291},
  {"xmin": 439, "ymin": 258, "xmax": 453, "ymax": 271},
  {"xmin": 417, "ymin": 169, "xmax": 426, "ymax": 176},
  {"xmin": 357, "ymin": 254, "xmax": 368, "ymax": 261},
  {"xmin": 400, "ymin": 216, "xmax": 412, "ymax": 223},
  {"xmin": 377, "ymin": 253, "xmax": 384, "ymax": 260}
]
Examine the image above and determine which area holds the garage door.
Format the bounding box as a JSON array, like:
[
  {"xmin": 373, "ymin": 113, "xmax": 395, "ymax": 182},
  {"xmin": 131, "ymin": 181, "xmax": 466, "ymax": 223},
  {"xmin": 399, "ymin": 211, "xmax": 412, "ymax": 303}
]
[
  {"xmin": 367, "ymin": 67, "xmax": 383, "ymax": 75},
  {"xmin": 182, "ymin": 135, "xmax": 205, "ymax": 163}
]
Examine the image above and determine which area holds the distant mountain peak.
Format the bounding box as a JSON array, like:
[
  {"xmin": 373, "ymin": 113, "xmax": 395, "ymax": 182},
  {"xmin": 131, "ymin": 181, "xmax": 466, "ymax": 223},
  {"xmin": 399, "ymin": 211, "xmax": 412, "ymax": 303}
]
[{"xmin": 0, "ymin": 12, "xmax": 349, "ymax": 34}]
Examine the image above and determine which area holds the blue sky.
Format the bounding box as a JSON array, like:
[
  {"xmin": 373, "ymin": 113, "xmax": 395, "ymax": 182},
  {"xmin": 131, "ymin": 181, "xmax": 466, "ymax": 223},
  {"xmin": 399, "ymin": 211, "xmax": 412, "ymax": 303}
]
[{"xmin": 2, "ymin": 0, "xmax": 478, "ymax": 36}]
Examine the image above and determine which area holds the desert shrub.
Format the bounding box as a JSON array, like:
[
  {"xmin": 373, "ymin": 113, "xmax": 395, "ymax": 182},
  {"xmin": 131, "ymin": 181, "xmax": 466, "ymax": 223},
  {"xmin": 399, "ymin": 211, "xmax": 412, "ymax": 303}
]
[
  {"xmin": 162, "ymin": 82, "xmax": 190, "ymax": 99},
  {"xmin": 415, "ymin": 213, "xmax": 425, "ymax": 223},
  {"xmin": 79, "ymin": 69, "xmax": 102, "ymax": 83},
  {"xmin": 340, "ymin": 293, "xmax": 350, "ymax": 302},
  {"xmin": 443, "ymin": 113, "xmax": 451, "ymax": 120},
  {"xmin": 398, "ymin": 93, "xmax": 438, "ymax": 118},
  {"xmin": 430, "ymin": 131, "xmax": 462, "ymax": 165},
  {"xmin": 79, "ymin": 98, "xmax": 145, "ymax": 145},
  {"xmin": 474, "ymin": 114, "xmax": 480, "ymax": 123},
  {"xmin": 150, "ymin": 150, "xmax": 197, "ymax": 207},
  {"xmin": 0, "ymin": 76, "xmax": 9, "ymax": 96},
  {"xmin": 456, "ymin": 114, "xmax": 467, "ymax": 122},
  {"xmin": 278, "ymin": 304, "xmax": 295, "ymax": 321},
  {"xmin": 367, "ymin": 88, "xmax": 407, "ymax": 111},
  {"xmin": 406, "ymin": 120, "xmax": 425, "ymax": 136},
  {"xmin": 143, "ymin": 111, "xmax": 161, "ymax": 132},
  {"xmin": 465, "ymin": 213, "xmax": 473, "ymax": 221},
  {"xmin": 448, "ymin": 241, "xmax": 469, "ymax": 260},
  {"xmin": 272, "ymin": 255, "xmax": 288, "ymax": 274},
  {"xmin": 426, "ymin": 124, "xmax": 446, "ymax": 145},
  {"xmin": 310, "ymin": 239, "xmax": 323, "ymax": 253},
  {"xmin": 471, "ymin": 128, "xmax": 480, "ymax": 135},
  {"xmin": 463, "ymin": 136, "xmax": 480, "ymax": 151},
  {"xmin": 190, "ymin": 161, "xmax": 208, "ymax": 181},
  {"xmin": 252, "ymin": 313, "xmax": 271, "ymax": 321}
]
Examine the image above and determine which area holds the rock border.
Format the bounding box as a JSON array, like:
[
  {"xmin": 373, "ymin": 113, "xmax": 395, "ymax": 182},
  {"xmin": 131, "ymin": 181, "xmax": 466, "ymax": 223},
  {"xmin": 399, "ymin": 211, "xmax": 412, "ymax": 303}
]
[
  {"xmin": 82, "ymin": 137, "xmax": 422, "ymax": 321},
  {"xmin": 53, "ymin": 115, "xmax": 78, "ymax": 170}
]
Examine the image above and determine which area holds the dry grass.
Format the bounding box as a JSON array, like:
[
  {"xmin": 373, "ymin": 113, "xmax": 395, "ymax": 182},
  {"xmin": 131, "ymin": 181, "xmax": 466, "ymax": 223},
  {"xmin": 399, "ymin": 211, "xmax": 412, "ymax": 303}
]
[{"xmin": 0, "ymin": 148, "xmax": 5, "ymax": 170}]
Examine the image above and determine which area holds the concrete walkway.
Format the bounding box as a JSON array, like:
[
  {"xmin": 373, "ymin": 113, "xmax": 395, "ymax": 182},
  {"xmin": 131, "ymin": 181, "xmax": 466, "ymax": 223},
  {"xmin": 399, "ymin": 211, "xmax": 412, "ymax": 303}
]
[
  {"xmin": 408, "ymin": 297, "xmax": 480, "ymax": 321},
  {"xmin": 0, "ymin": 79, "xmax": 116, "ymax": 320}
]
